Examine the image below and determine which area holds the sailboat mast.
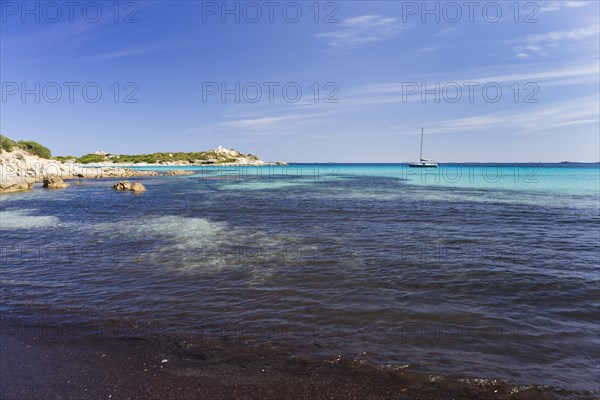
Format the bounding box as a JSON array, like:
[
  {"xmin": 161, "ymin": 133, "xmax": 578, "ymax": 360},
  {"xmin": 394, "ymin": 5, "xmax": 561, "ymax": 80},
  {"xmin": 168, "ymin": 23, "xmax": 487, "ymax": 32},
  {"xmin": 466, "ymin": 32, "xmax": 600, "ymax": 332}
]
[{"xmin": 420, "ymin": 128, "xmax": 423, "ymax": 161}]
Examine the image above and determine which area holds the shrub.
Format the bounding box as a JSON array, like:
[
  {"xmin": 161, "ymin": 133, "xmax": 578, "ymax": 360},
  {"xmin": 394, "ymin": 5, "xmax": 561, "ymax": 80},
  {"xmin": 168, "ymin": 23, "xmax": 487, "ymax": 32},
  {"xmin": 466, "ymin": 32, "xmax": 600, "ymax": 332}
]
[
  {"xmin": 76, "ymin": 154, "xmax": 107, "ymax": 164},
  {"xmin": 53, "ymin": 155, "xmax": 77, "ymax": 162},
  {"xmin": 76, "ymin": 150, "xmax": 246, "ymax": 165},
  {"xmin": 17, "ymin": 140, "xmax": 52, "ymax": 159},
  {"xmin": 0, "ymin": 135, "xmax": 16, "ymax": 152}
]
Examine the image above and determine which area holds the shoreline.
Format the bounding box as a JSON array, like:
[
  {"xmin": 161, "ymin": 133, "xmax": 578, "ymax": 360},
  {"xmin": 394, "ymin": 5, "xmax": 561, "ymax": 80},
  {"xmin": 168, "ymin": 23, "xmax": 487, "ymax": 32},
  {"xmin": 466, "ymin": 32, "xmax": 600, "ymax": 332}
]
[
  {"xmin": 0, "ymin": 146, "xmax": 286, "ymax": 194},
  {"xmin": 0, "ymin": 320, "xmax": 594, "ymax": 400}
]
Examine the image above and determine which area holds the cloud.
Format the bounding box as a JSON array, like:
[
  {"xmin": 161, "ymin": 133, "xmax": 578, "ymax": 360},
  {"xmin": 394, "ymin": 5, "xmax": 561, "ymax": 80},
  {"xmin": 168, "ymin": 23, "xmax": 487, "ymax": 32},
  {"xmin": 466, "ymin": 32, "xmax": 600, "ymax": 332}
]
[
  {"xmin": 185, "ymin": 109, "xmax": 334, "ymax": 137},
  {"xmin": 538, "ymin": 0, "xmax": 591, "ymax": 12},
  {"xmin": 185, "ymin": 62, "xmax": 599, "ymax": 141},
  {"xmin": 513, "ymin": 24, "xmax": 599, "ymax": 58},
  {"xmin": 436, "ymin": 27, "xmax": 456, "ymax": 37},
  {"xmin": 86, "ymin": 47, "xmax": 157, "ymax": 61},
  {"xmin": 526, "ymin": 24, "xmax": 599, "ymax": 43},
  {"xmin": 86, "ymin": 42, "xmax": 188, "ymax": 61},
  {"xmin": 1, "ymin": 19, "xmax": 107, "ymax": 50},
  {"xmin": 316, "ymin": 15, "xmax": 405, "ymax": 49},
  {"xmin": 0, "ymin": 1, "xmax": 160, "ymax": 52},
  {"xmin": 353, "ymin": 62, "xmax": 599, "ymax": 106},
  {"xmin": 430, "ymin": 96, "xmax": 599, "ymax": 135},
  {"xmin": 217, "ymin": 116, "xmax": 297, "ymax": 131}
]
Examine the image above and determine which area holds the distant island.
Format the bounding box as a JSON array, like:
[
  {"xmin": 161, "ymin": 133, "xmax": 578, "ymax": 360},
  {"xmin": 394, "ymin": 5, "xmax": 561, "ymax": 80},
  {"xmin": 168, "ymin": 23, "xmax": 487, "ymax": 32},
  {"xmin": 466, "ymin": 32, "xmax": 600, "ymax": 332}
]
[{"xmin": 0, "ymin": 135, "xmax": 285, "ymax": 194}]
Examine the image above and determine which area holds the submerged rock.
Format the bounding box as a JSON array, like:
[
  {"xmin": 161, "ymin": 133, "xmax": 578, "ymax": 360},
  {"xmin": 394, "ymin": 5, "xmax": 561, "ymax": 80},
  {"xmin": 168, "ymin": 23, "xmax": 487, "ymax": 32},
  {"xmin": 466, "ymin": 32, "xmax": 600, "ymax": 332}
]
[
  {"xmin": 43, "ymin": 175, "xmax": 69, "ymax": 189},
  {"xmin": 164, "ymin": 170, "xmax": 193, "ymax": 176},
  {"xmin": 113, "ymin": 181, "xmax": 146, "ymax": 192}
]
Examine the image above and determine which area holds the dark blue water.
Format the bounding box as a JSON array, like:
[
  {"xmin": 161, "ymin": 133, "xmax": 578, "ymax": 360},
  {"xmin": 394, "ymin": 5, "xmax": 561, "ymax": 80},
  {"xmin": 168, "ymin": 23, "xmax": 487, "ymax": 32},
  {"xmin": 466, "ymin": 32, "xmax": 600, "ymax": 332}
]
[{"xmin": 1, "ymin": 164, "xmax": 599, "ymax": 391}]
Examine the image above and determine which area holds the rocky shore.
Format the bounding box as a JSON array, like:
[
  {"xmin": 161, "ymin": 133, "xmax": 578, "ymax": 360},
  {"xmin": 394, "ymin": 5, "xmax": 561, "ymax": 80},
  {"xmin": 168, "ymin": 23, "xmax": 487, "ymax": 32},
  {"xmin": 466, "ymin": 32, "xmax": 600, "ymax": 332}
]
[
  {"xmin": 0, "ymin": 146, "xmax": 282, "ymax": 194},
  {"xmin": 0, "ymin": 150, "xmax": 158, "ymax": 194}
]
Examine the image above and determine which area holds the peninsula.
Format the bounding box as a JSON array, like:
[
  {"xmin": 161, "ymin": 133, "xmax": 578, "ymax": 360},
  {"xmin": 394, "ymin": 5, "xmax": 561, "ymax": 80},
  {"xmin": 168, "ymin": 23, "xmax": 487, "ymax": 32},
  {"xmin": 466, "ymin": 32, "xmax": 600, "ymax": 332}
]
[{"xmin": 0, "ymin": 135, "xmax": 284, "ymax": 194}]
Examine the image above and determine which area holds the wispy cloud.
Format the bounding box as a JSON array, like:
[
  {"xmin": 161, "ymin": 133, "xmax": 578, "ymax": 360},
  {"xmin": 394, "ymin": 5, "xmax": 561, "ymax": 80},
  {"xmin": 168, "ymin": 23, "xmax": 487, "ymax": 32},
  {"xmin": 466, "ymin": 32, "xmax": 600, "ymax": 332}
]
[
  {"xmin": 436, "ymin": 27, "xmax": 456, "ymax": 37},
  {"xmin": 185, "ymin": 108, "xmax": 334, "ymax": 138},
  {"xmin": 86, "ymin": 42, "xmax": 187, "ymax": 61},
  {"xmin": 513, "ymin": 24, "xmax": 599, "ymax": 59},
  {"xmin": 538, "ymin": 0, "xmax": 591, "ymax": 13},
  {"xmin": 184, "ymin": 62, "xmax": 599, "ymax": 142},
  {"xmin": 1, "ymin": 19, "xmax": 107, "ymax": 50},
  {"xmin": 1, "ymin": 2, "xmax": 160, "ymax": 53},
  {"xmin": 430, "ymin": 96, "xmax": 599, "ymax": 135},
  {"xmin": 217, "ymin": 116, "xmax": 297, "ymax": 131},
  {"xmin": 316, "ymin": 15, "xmax": 405, "ymax": 49},
  {"xmin": 349, "ymin": 62, "xmax": 599, "ymax": 107}
]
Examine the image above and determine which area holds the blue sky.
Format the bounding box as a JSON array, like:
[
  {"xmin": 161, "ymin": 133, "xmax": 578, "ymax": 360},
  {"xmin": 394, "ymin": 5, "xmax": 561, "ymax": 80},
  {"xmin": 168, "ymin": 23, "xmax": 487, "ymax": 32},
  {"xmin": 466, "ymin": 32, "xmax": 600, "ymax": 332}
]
[{"xmin": 1, "ymin": 0, "xmax": 599, "ymax": 162}]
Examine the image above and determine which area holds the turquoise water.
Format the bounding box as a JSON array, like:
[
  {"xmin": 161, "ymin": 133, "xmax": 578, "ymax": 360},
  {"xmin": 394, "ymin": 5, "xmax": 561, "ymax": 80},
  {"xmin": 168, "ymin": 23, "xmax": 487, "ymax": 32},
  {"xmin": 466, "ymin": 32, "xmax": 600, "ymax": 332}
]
[
  {"xmin": 130, "ymin": 163, "xmax": 600, "ymax": 206},
  {"xmin": 1, "ymin": 163, "xmax": 599, "ymax": 392}
]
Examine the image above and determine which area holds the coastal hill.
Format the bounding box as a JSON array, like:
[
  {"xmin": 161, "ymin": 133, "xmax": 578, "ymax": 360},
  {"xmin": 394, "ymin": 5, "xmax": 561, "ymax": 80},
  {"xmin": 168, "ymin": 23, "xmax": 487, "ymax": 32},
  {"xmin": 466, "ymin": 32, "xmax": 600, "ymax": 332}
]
[
  {"xmin": 1, "ymin": 135, "xmax": 276, "ymax": 166},
  {"xmin": 0, "ymin": 135, "xmax": 282, "ymax": 194},
  {"xmin": 72, "ymin": 145, "xmax": 273, "ymax": 166}
]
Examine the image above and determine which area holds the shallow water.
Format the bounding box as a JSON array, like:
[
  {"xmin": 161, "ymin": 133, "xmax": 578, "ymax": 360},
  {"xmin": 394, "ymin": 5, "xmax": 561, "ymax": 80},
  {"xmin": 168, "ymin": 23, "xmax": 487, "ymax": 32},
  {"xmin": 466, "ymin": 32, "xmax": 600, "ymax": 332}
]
[{"xmin": 1, "ymin": 163, "xmax": 599, "ymax": 391}]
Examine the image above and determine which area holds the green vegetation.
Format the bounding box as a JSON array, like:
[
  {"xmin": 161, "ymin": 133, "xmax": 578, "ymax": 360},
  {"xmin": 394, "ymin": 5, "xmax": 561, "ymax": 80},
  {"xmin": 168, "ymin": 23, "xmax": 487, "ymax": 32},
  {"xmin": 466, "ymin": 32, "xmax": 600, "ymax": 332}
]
[
  {"xmin": 0, "ymin": 135, "xmax": 253, "ymax": 165},
  {"xmin": 74, "ymin": 150, "xmax": 250, "ymax": 164},
  {"xmin": 76, "ymin": 154, "xmax": 107, "ymax": 164},
  {"xmin": 0, "ymin": 135, "xmax": 16, "ymax": 152},
  {"xmin": 1, "ymin": 135, "xmax": 52, "ymax": 159},
  {"xmin": 17, "ymin": 140, "xmax": 52, "ymax": 159},
  {"xmin": 53, "ymin": 155, "xmax": 77, "ymax": 162}
]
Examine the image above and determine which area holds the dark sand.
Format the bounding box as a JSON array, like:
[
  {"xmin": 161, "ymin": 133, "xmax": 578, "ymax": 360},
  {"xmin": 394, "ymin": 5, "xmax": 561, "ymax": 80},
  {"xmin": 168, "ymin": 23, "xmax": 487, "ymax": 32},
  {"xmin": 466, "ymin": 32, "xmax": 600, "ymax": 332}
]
[{"xmin": 0, "ymin": 323, "xmax": 595, "ymax": 400}]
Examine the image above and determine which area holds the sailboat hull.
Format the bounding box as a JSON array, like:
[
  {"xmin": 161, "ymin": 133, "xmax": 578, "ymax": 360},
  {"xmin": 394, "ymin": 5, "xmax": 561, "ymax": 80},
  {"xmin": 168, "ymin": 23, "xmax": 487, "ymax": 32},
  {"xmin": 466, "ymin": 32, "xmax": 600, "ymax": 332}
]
[{"xmin": 408, "ymin": 163, "xmax": 438, "ymax": 168}]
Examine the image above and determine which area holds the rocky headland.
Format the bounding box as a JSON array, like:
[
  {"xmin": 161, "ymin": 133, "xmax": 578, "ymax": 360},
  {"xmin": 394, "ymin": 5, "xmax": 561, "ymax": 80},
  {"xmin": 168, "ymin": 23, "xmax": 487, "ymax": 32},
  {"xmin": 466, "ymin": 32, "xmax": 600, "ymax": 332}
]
[
  {"xmin": 0, "ymin": 149, "xmax": 159, "ymax": 194},
  {"xmin": 0, "ymin": 136, "xmax": 282, "ymax": 194},
  {"xmin": 72, "ymin": 145, "xmax": 283, "ymax": 167}
]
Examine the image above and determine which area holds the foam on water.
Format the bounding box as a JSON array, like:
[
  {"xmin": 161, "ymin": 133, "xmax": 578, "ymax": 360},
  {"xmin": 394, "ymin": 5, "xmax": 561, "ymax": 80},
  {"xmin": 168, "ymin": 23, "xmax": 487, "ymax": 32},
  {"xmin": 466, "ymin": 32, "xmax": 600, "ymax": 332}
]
[
  {"xmin": 0, "ymin": 209, "xmax": 60, "ymax": 230},
  {"xmin": 84, "ymin": 214, "xmax": 323, "ymax": 275},
  {"xmin": 127, "ymin": 215, "xmax": 226, "ymax": 240}
]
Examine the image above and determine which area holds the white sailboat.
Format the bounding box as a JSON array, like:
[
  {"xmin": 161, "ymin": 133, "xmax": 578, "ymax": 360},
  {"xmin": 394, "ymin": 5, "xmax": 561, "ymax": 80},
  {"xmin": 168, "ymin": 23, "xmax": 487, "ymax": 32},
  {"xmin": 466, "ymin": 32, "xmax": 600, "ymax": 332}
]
[{"xmin": 408, "ymin": 128, "xmax": 438, "ymax": 168}]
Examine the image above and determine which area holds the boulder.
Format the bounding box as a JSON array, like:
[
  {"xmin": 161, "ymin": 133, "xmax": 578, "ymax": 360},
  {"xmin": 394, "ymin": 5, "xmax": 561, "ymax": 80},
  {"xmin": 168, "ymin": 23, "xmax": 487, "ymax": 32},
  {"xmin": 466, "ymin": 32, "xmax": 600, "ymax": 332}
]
[
  {"xmin": 113, "ymin": 181, "xmax": 133, "ymax": 191},
  {"xmin": 0, "ymin": 179, "xmax": 33, "ymax": 194},
  {"xmin": 113, "ymin": 181, "xmax": 146, "ymax": 192},
  {"xmin": 131, "ymin": 182, "xmax": 146, "ymax": 192},
  {"xmin": 43, "ymin": 175, "xmax": 69, "ymax": 189}
]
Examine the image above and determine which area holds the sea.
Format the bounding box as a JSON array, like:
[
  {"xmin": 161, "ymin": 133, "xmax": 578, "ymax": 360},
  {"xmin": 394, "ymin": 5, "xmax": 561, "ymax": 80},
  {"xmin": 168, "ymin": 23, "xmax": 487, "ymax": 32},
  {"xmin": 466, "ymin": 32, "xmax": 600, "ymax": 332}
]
[{"xmin": 1, "ymin": 163, "xmax": 598, "ymax": 392}]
